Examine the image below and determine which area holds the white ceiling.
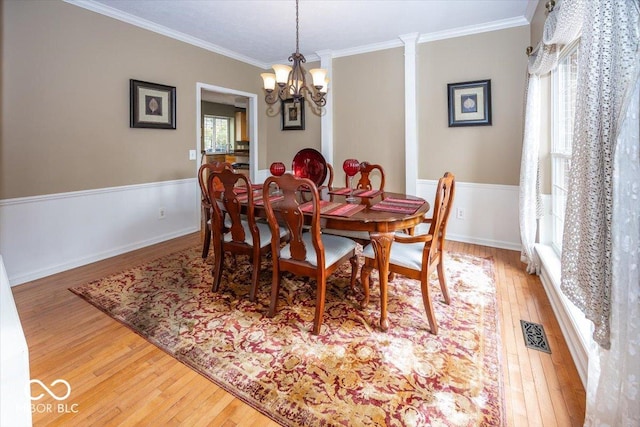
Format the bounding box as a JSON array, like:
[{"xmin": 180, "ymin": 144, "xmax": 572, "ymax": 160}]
[{"xmin": 70, "ymin": 0, "xmax": 538, "ymax": 68}]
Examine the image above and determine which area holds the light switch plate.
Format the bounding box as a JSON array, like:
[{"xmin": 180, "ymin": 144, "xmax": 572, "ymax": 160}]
[{"xmin": 189, "ymin": 150, "xmax": 196, "ymax": 160}]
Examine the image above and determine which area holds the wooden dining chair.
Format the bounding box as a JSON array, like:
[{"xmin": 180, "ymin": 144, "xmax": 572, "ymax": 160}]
[
  {"xmin": 262, "ymin": 173, "xmax": 358, "ymax": 335},
  {"xmin": 198, "ymin": 161, "xmax": 234, "ymax": 258},
  {"xmin": 324, "ymin": 161, "xmax": 386, "ymax": 245},
  {"xmin": 347, "ymin": 161, "xmax": 385, "ymax": 191},
  {"xmin": 208, "ymin": 169, "xmax": 288, "ymax": 302},
  {"xmin": 324, "ymin": 163, "xmax": 335, "ymax": 190},
  {"xmin": 360, "ymin": 172, "xmax": 455, "ymax": 334}
]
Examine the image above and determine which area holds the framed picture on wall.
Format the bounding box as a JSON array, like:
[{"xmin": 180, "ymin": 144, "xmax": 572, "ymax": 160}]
[
  {"xmin": 281, "ymin": 98, "xmax": 305, "ymax": 131},
  {"xmin": 130, "ymin": 79, "xmax": 176, "ymax": 129},
  {"xmin": 447, "ymin": 79, "xmax": 492, "ymax": 127}
]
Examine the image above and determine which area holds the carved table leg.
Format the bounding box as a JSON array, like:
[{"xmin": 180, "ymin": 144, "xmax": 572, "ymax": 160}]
[{"xmin": 369, "ymin": 231, "xmax": 394, "ymax": 331}]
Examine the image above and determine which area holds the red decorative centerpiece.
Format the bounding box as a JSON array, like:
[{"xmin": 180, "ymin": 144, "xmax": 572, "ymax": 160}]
[
  {"xmin": 270, "ymin": 162, "xmax": 286, "ymax": 177},
  {"xmin": 342, "ymin": 159, "xmax": 360, "ymax": 202},
  {"xmin": 270, "ymin": 162, "xmax": 286, "ymax": 195}
]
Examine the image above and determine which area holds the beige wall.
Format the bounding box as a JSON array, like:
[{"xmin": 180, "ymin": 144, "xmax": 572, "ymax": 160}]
[
  {"xmin": 1, "ymin": 0, "xmax": 265, "ymax": 199},
  {"xmin": 530, "ymin": 0, "xmax": 547, "ymax": 47},
  {"xmin": 2, "ymin": 0, "xmax": 536, "ymax": 199},
  {"xmin": 333, "ymin": 48, "xmax": 405, "ymax": 192},
  {"xmin": 418, "ymin": 26, "xmax": 529, "ymax": 186}
]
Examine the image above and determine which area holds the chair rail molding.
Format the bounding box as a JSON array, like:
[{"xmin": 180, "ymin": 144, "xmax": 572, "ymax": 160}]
[
  {"xmin": 0, "ymin": 179, "xmax": 199, "ymax": 286},
  {"xmin": 416, "ymin": 179, "xmax": 520, "ymax": 250}
]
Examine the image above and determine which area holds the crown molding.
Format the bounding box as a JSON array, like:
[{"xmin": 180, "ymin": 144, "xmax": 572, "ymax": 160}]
[
  {"xmin": 332, "ymin": 17, "xmax": 529, "ymax": 59},
  {"xmin": 419, "ymin": 16, "xmax": 530, "ymax": 43},
  {"xmin": 65, "ymin": 0, "xmax": 531, "ymax": 65},
  {"xmin": 64, "ymin": 0, "xmax": 269, "ymax": 69},
  {"xmin": 332, "ymin": 39, "xmax": 404, "ymax": 59}
]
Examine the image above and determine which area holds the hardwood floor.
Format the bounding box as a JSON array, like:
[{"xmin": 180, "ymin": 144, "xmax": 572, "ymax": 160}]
[{"xmin": 12, "ymin": 233, "xmax": 585, "ymax": 426}]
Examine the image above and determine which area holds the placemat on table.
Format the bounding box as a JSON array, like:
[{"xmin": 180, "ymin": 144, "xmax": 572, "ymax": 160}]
[
  {"xmin": 234, "ymin": 184, "xmax": 262, "ymax": 194},
  {"xmin": 299, "ymin": 185, "xmax": 327, "ymax": 193},
  {"xmin": 254, "ymin": 195, "xmax": 285, "ymax": 206},
  {"xmin": 327, "ymin": 187, "xmax": 351, "ymax": 195},
  {"xmin": 382, "ymin": 196, "xmax": 425, "ymax": 205},
  {"xmin": 324, "ymin": 203, "xmax": 366, "ymax": 217},
  {"xmin": 299, "ymin": 200, "xmax": 342, "ymax": 214},
  {"xmin": 236, "ymin": 190, "xmax": 262, "ymax": 203},
  {"xmin": 370, "ymin": 200, "xmax": 420, "ymax": 214},
  {"xmin": 354, "ymin": 189, "xmax": 382, "ymax": 198}
]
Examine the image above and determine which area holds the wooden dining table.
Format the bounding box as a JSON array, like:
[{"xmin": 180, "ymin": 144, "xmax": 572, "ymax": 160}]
[{"xmin": 233, "ymin": 184, "xmax": 431, "ymax": 331}]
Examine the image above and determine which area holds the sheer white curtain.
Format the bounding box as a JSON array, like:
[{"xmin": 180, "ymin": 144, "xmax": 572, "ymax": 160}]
[
  {"xmin": 522, "ymin": 0, "xmax": 640, "ymax": 424},
  {"xmin": 558, "ymin": 0, "xmax": 639, "ymax": 425},
  {"xmin": 560, "ymin": 0, "xmax": 638, "ymax": 350},
  {"xmin": 584, "ymin": 75, "xmax": 639, "ymax": 427},
  {"xmin": 519, "ymin": 0, "xmax": 583, "ymax": 273},
  {"xmin": 519, "ymin": 74, "xmax": 542, "ymax": 273}
]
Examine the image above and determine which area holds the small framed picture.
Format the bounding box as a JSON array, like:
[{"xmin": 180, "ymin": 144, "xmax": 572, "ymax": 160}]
[
  {"xmin": 130, "ymin": 79, "xmax": 176, "ymax": 129},
  {"xmin": 281, "ymin": 98, "xmax": 305, "ymax": 131},
  {"xmin": 447, "ymin": 79, "xmax": 491, "ymax": 127}
]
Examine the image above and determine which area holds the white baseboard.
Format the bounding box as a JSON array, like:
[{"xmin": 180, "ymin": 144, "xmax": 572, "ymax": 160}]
[
  {"xmin": 535, "ymin": 244, "xmax": 589, "ymax": 388},
  {"xmin": 416, "ymin": 179, "xmax": 521, "ymax": 251},
  {"xmin": 445, "ymin": 233, "xmax": 521, "ymax": 251},
  {"xmin": 0, "ymin": 179, "xmax": 199, "ymax": 286}
]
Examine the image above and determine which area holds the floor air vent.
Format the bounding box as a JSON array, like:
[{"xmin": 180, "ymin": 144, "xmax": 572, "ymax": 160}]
[{"xmin": 520, "ymin": 320, "xmax": 551, "ymax": 353}]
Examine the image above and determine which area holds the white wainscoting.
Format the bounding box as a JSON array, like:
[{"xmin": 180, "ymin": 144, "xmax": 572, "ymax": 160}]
[
  {"xmin": 0, "ymin": 179, "xmax": 199, "ymax": 286},
  {"xmin": 416, "ymin": 179, "xmax": 521, "ymax": 250},
  {"xmin": 1, "ymin": 255, "xmax": 32, "ymax": 426},
  {"xmin": 1, "ymin": 177, "xmax": 519, "ymax": 285}
]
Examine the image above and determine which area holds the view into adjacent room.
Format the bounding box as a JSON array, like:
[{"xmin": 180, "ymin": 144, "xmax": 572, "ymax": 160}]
[{"xmin": 200, "ymin": 90, "xmax": 251, "ymax": 177}]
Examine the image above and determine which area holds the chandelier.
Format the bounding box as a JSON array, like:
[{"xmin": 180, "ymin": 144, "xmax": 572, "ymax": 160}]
[{"xmin": 260, "ymin": 0, "xmax": 328, "ymax": 107}]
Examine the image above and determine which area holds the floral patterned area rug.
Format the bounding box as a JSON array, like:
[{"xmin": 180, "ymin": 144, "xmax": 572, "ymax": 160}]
[{"xmin": 70, "ymin": 246, "xmax": 504, "ymax": 426}]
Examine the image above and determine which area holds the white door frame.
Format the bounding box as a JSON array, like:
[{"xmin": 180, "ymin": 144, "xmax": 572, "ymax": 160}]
[{"xmin": 195, "ymin": 82, "xmax": 259, "ymax": 181}]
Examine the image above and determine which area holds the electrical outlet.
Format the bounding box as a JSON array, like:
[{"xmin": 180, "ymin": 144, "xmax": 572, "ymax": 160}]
[
  {"xmin": 158, "ymin": 207, "xmax": 166, "ymax": 219},
  {"xmin": 456, "ymin": 208, "xmax": 465, "ymax": 220}
]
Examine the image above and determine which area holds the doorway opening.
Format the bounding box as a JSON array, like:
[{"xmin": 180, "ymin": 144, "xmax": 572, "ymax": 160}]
[{"xmin": 195, "ymin": 83, "xmax": 258, "ymax": 182}]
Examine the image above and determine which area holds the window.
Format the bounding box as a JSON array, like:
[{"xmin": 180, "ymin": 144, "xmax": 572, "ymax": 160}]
[
  {"xmin": 550, "ymin": 43, "xmax": 579, "ymax": 254},
  {"xmin": 203, "ymin": 115, "xmax": 231, "ymax": 152}
]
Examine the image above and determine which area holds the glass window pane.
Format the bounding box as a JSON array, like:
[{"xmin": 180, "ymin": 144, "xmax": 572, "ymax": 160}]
[
  {"xmin": 551, "ymin": 44, "xmax": 579, "ymax": 255},
  {"xmin": 203, "ymin": 115, "xmax": 231, "ymax": 153},
  {"xmin": 203, "ymin": 116, "xmax": 214, "ymax": 151}
]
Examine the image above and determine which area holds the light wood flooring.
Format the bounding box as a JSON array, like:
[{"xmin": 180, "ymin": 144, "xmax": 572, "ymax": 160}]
[{"xmin": 12, "ymin": 233, "xmax": 585, "ymax": 426}]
